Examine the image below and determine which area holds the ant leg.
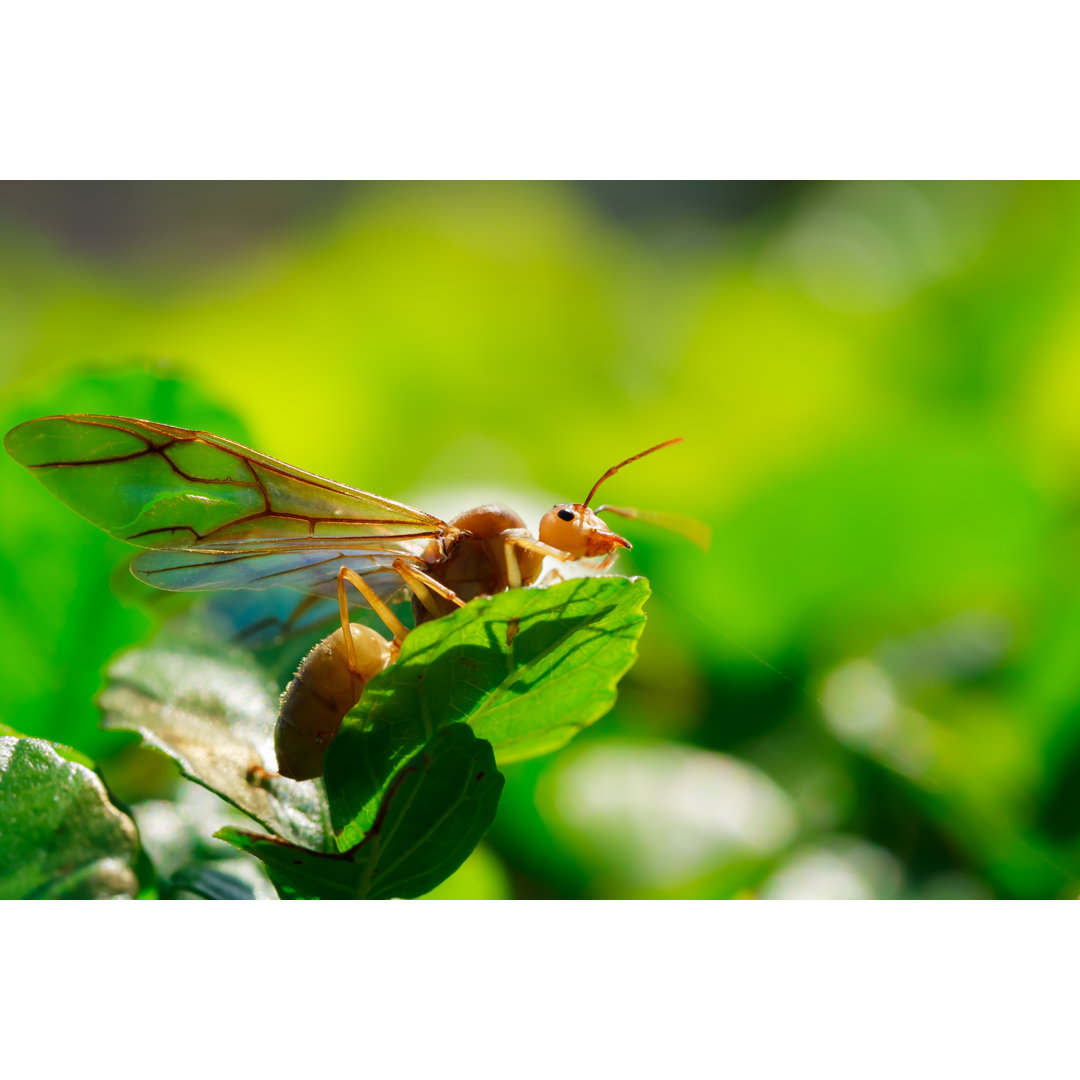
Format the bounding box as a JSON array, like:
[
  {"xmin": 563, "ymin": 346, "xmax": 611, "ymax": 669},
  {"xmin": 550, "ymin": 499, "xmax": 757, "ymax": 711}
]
[
  {"xmin": 503, "ymin": 536, "xmax": 575, "ymax": 587},
  {"xmin": 336, "ymin": 567, "xmax": 410, "ymax": 675},
  {"xmin": 503, "ymin": 539, "xmax": 523, "ymax": 589},
  {"xmin": 504, "ymin": 537, "xmax": 577, "ymax": 589},
  {"xmin": 509, "ymin": 536, "xmax": 621, "ymax": 576},
  {"xmin": 235, "ymin": 593, "xmax": 325, "ymax": 647},
  {"xmin": 282, "ymin": 593, "xmax": 323, "ymax": 636},
  {"xmin": 537, "ymin": 566, "xmax": 567, "ymax": 587},
  {"xmin": 391, "ymin": 557, "xmax": 466, "ymax": 619},
  {"xmin": 505, "ymin": 537, "xmax": 575, "ymax": 562}
]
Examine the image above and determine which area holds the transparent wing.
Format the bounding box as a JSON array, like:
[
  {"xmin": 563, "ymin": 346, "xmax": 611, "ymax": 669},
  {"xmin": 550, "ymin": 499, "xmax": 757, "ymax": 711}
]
[
  {"xmin": 206, "ymin": 586, "xmax": 406, "ymax": 652},
  {"xmin": 5, "ymin": 414, "xmax": 446, "ymax": 602},
  {"xmin": 131, "ymin": 547, "xmax": 413, "ymax": 600}
]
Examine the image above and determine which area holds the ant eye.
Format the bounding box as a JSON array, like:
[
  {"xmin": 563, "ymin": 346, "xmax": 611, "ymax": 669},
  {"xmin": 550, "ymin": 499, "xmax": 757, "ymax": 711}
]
[{"xmin": 557, "ymin": 508, "xmax": 574, "ymax": 522}]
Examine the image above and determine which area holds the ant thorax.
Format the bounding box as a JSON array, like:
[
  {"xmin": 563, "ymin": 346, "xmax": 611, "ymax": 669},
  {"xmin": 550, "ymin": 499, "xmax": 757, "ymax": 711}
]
[
  {"xmin": 450, "ymin": 503, "xmax": 529, "ymax": 538},
  {"xmin": 414, "ymin": 503, "xmax": 544, "ymax": 624}
]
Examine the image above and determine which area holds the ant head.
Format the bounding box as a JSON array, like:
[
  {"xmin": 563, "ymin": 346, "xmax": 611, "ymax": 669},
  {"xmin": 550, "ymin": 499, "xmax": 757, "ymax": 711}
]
[
  {"xmin": 538, "ymin": 503, "xmax": 631, "ymax": 559},
  {"xmin": 537, "ymin": 438, "xmax": 682, "ymax": 560}
]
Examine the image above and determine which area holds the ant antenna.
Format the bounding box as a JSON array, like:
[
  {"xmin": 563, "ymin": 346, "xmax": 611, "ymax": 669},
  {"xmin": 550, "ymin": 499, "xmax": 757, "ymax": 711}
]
[{"xmin": 583, "ymin": 438, "xmax": 683, "ymax": 508}]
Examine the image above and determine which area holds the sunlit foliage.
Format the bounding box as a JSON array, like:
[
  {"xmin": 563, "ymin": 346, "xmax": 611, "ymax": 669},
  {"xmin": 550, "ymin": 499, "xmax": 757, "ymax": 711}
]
[{"xmin": 3, "ymin": 181, "xmax": 1080, "ymax": 897}]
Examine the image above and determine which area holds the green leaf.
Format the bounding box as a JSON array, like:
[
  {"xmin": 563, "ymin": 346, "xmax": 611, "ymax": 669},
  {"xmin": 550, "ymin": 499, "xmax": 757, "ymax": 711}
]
[
  {"xmin": 418, "ymin": 843, "xmax": 510, "ymax": 899},
  {"xmin": 131, "ymin": 783, "xmax": 278, "ymax": 899},
  {"xmin": 165, "ymin": 864, "xmax": 258, "ymax": 900},
  {"xmin": 218, "ymin": 723, "xmax": 503, "ymax": 899},
  {"xmin": 0, "ymin": 721, "xmax": 96, "ymax": 769},
  {"xmin": 99, "ymin": 616, "xmax": 334, "ymax": 852},
  {"xmin": 0, "ymin": 369, "xmax": 257, "ymax": 760},
  {"xmin": 325, "ymin": 575, "xmax": 648, "ymax": 849},
  {"xmin": 0, "ymin": 736, "xmax": 139, "ymax": 899}
]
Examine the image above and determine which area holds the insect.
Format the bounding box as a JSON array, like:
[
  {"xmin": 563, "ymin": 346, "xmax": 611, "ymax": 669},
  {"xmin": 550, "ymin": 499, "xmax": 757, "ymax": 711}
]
[
  {"xmin": 274, "ymin": 622, "xmax": 396, "ymax": 780},
  {"xmin": 5, "ymin": 415, "xmax": 691, "ymax": 778}
]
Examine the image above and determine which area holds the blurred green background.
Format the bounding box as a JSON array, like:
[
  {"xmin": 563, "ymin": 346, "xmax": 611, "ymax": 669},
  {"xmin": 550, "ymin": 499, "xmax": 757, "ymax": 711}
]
[{"xmin": 4, "ymin": 180, "xmax": 1080, "ymax": 899}]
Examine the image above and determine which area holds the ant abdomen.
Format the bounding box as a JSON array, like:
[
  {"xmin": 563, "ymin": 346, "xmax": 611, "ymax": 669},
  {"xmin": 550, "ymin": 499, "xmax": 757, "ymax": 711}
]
[{"xmin": 275, "ymin": 623, "xmax": 393, "ymax": 781}]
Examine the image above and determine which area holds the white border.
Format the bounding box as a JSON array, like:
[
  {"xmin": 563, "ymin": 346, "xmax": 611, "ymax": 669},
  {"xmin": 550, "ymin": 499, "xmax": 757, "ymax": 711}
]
[
  {"xmin": 3, "ymin": 903, "xmax": 1074, "ymax": 1076},
  {"xmin": 3, "ymin": 2, "xmax": 1078, "ymax": 179}
]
